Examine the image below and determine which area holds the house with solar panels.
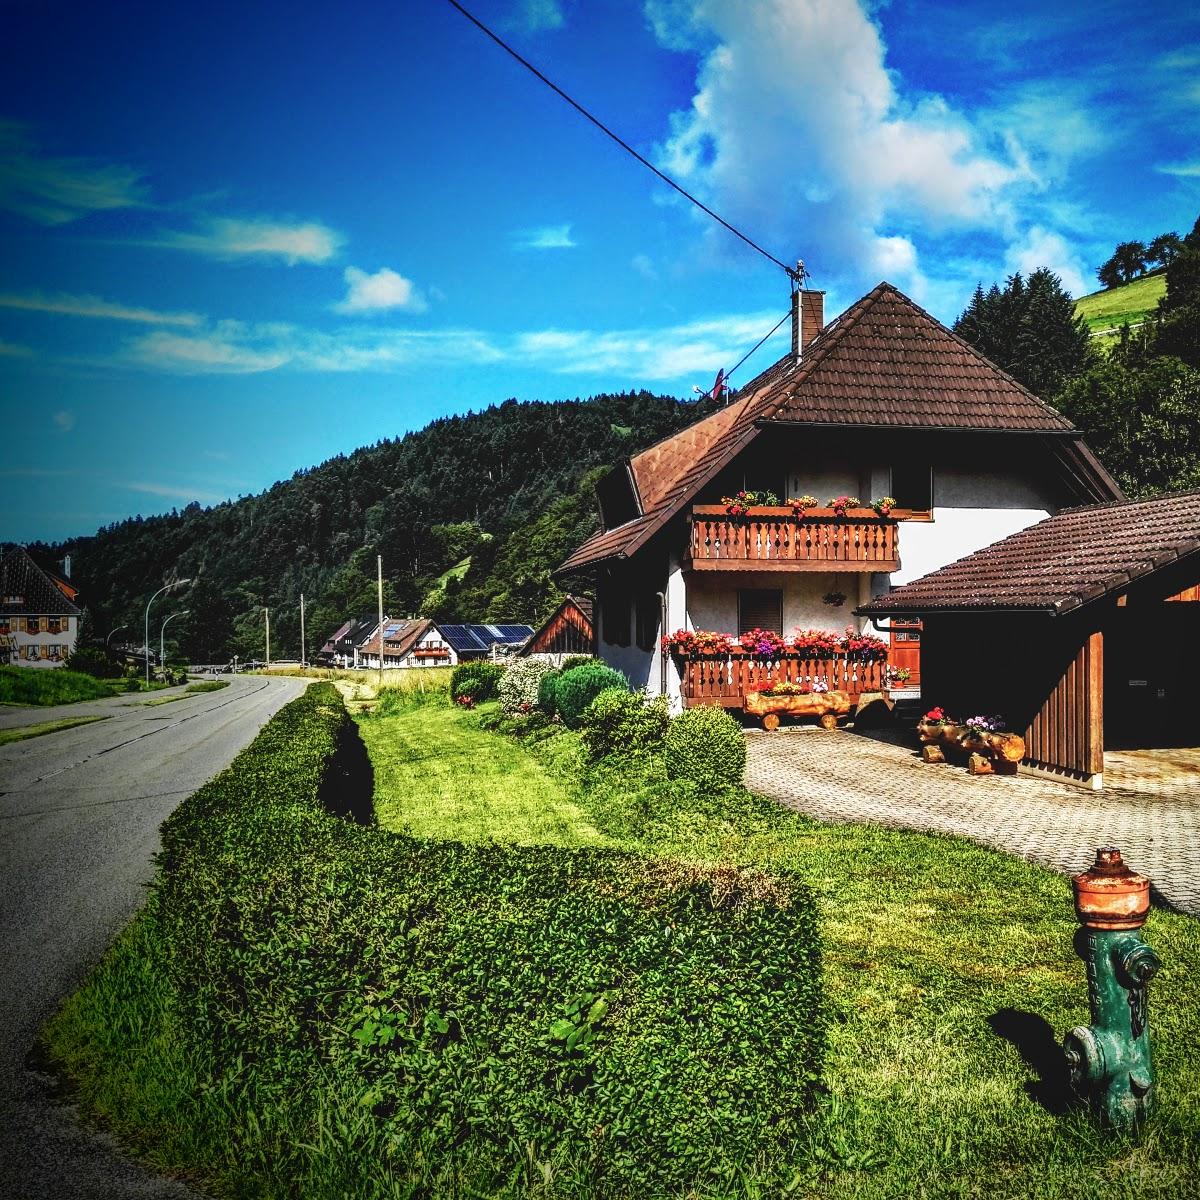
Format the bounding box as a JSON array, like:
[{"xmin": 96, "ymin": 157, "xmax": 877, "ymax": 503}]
[{"xmin": 334, "ymin": 616, "xmax": 535, "ymax": 670}]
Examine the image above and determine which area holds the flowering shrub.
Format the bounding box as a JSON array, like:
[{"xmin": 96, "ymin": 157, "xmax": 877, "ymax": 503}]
[
  {"xmin": 720, "ymin": 488, "xmax": 779, "ymax": 516},
  {"xmin": 826, "ymin": 494, "xmax": 860, "ymax": 517},
  {"xmin": 454, "ymin": 694, "xmax": 475, "ymax": 709},
  {"xmin": 497, "ymin": 656, "xmax": 557, "ymax": 713},
  {"xmin": 788, "ymin": 494, "xmax": 819, "ymax": 516},
  {"xmin": 661, "ymin": 629, "xmax": 735, "ymax": 656},
  {"xmin": 965, "ymin": 714, "xmax": 1007, "ymax": 734},
  {"xmin": 738, "ymin": 628, "xmax": 788, "ymax": 657},
  {"xmin": 871, "ymin": 495, "xmax": 897, "ymax": 517}
]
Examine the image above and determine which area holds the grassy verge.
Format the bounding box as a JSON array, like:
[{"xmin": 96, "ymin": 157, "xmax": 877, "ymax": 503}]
[
  {"xmin": 0, "ymin": 664, "xmax": 123, "ymax": 705},
  {"xmin": 45, "ymin": 686, "xmax": 821, "ymax": 1199},
  {"xmin": 365, "ymin": 701, "xmax": 1200, "ymax": 1199},
  {"xmin": 0, "ymin": 714, "xmax": 110, "ymax": 745},
  {"xmin": 139, "ymin": 680, "xmax": 229, "ymax": 706}
]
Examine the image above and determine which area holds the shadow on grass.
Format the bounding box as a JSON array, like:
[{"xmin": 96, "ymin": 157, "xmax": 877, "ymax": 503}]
[
  {"xmin": 321, "ymin": 720, "xmax": 375, "ymax": 826},
  {"xmin": 986, "ymin": 1007, "xmax": 1078, "ymax": 1115}
]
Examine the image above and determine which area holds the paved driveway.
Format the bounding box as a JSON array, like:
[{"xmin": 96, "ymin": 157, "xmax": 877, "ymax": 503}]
[{"xmin": 745, "ymin": 727, "xmax": 1200, "ymax": 916}]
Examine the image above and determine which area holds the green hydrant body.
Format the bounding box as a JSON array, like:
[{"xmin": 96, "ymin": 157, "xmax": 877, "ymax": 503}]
[{"xmin": 1062, "ymin": 847, "xmax": 1160, "ymax": 1129}]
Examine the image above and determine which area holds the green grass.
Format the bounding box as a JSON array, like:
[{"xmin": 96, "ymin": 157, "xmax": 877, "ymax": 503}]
[
  {"xmin": 139, "ymin": 680, "xmax": 230, "ymax": 706},
  {"xmin": 0, "ymin": 714, "xmax": 110, "ymax": 745},
  {"xmin": 0, "ymin": 664, "xmax": 123, "ymax": 705},
  {"xmin": 1075, "ymin": 273, "xmax": 1166, "ymax": 333},
  {"xmin": 360, "ymin": 695, "xmax": 606, "ymax": 847},
  {"xmin": 363, "ymin": 701, "xmax": 1200, "ymax": 1199}
]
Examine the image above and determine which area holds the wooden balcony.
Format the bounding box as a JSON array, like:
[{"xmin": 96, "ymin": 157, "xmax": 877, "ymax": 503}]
[
  {"xmin": 680, "ymin": 652, "xmax": 888, "ymax": 708},
  {"xmin": 687, "ymin": 505, "xmax": 898, "ymax": 572}
]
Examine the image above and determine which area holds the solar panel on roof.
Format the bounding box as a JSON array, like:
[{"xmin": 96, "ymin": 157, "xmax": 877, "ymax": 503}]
[
  {"xmin": 439, "ymin": 625, "xmax": 487, "ymax": 652},
  {"xmin": 495, "ymin": 624, "xmax": 533, "ymax": 639}
]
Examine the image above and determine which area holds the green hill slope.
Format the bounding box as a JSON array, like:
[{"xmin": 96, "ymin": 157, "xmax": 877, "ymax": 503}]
[{"xmin": 1075, "ymin": 273, "xmax": 1166, "ymax": 336}]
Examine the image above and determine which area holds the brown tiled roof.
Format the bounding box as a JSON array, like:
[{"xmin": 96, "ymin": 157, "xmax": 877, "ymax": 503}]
[
  {"xmin": 558, "ymin": 281, "xmax": 1117, "ymax": 575},
  {"xmin": 857, "ymin": 491, "xmax": 1200, "ymax": 616},
  {"xmin": 358, "ymin": 617, "xmax": 434, "ymax": 659},
  {"xmin": 0, "ymin": 547, "xmax": 81, "ymax": 617}
]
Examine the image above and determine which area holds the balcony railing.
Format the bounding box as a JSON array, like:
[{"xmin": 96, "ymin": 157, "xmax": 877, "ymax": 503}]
[
  {"xmin": 680, "ymin": 651, "xmax": 888, "ymax": 707},
  {"xmin": 687, "ymin": 505, "xmax": 898, "ymax": 571}
]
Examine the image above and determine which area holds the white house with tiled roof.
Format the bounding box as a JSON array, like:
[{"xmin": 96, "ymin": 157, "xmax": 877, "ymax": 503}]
[
  {"xmin": 557, "ymin": 281, "xmax": 1122, "ymax": 710},
  {"xmin": 0, "ymin": 546, "xmax": 82, "ymax": 669}
]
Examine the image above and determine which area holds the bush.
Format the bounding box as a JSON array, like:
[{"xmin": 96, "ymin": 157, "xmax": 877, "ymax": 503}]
[
  {"xmin": 0, "ymin": 664, "xmax": 115, "ymax": 705},
  {"xmin": 580, "ymin": 687, "xmax": 670, "ymax": 762},
  {"xmin": 559, "ymin": 654, "xmax": 595, "ymax": 673},
  {"xmin": 497, "ymin": 657, "xmax": 556, "ymax": 712},
  {"xmin": 554, "ymin": 662, "xmax": 629, "ymax": 728},
  {"xmin": 48, "ymin": 684, "xmax": 825, "ymax": 1198},
  {"xmin": 663, "ymin": 704, "xmax": 747, "ymax": 788},
  {"xmin": 449, "ymin": 660, "xmax": 504, "ymax": 703},
  {"xmin": 536, "ymin": 667, "xmax": 561, "ymax": 715},
  {"xmin": 65, "ymin": 647, "xmax": 122, "ymax": 678}
]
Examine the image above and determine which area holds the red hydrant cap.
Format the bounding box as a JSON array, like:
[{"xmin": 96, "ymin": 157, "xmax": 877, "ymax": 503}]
[{"xmin": 1073, "ymin": 847, "xmax": 1151, "ymax": 930}]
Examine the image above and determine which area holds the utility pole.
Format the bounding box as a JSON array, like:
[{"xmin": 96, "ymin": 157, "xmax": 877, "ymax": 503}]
[
  {"xmin": 299, "ymin": 592, "xmax": 306, "ymax": 669},
  {"xmin": 377, "ymin": 554, "xmax": 384, "ymax": 691},
  {"xmin": 264, "ymin": 606, "xmax": 271, "ymax": 669}
]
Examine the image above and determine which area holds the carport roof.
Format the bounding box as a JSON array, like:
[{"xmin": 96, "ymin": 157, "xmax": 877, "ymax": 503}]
[{"xmin": 857, "ymin": 490, "xmax": 1200, "ymax": 617}]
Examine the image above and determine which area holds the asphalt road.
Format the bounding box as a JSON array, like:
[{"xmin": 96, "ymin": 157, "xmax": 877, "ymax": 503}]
[{"xmin": 0, "ymin": 674, "xmax": 308, "ymax": 1199}]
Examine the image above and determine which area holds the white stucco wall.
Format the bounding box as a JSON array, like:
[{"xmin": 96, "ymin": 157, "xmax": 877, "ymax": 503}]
[{"xmin": 686, "ymin": 573, "xmax": 871, "ymax": 636}]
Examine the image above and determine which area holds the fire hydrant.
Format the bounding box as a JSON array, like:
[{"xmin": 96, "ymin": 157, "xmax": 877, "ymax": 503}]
[{"xmin": 1062, "ymin": 847, "xmax": 1161, "ymax": 1129}]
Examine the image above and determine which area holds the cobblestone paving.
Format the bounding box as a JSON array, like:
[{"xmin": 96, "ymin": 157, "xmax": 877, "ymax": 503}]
[{"xmin": 744, "ymin": 727, "xmax": 1200, "ymax": 916}]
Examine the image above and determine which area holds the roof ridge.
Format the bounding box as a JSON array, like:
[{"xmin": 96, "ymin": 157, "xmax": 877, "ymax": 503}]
[{"xmin": 1060, "ymin": 487, "xmax": 1200, "ymax": 515}]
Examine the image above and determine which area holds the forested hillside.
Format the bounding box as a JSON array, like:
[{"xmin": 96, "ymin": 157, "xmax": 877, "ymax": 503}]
[{"xmin": 34, "ymin": 392, "xmax": 715, "ymax": 663}]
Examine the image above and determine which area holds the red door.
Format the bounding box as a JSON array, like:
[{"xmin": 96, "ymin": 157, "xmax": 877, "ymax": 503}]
[{"xmin": 889, "ymin": 619, "xmax": 921, "ymax": 686}]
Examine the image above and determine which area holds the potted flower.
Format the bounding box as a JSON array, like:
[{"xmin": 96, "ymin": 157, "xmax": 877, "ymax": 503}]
[
  {"xmin": 888, "ymin": 666, "xmax": 912, "ymax": 686},
  {"xmin": 720, "ymin": 488, "xmax": 779, "ymax": 516},
  {"xmin": 788, "ymin": 493, "xmax": 819, "ymax": 517},
  {"xmin": 871, "ymin": 495, "xmax": 897, "ymax": 518},
  {"xmin": 827, "ymin": 494, "xmax": 860, "ymax": 518},
  {"xmin": 739, "ymin": 627, "xmax": 788, "ymax": 658},
  {"xmin": 822, "ymin": 590, "xmax": 847, "ymax": 607},
  {"xmin": 962, "ymin": 713, "xmax": 1006, "ymax": 754}
]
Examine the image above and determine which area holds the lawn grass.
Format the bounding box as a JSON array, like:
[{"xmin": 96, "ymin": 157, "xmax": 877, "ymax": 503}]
[
  {"xmin": 359, "ymin": 694, "xmax": 606, "ymax": 847},
  {"xmin": 1075, "ymin": 272, "xmax": 1166, "ymax": 332},
  {"xmin": 139, "ymin": 680, "xmax": 230, "ymax": 706},
  {"xmin": 0, "ymin": 714, "xmax": 110, "ymax": 745},
  {"xmin": 0, "ymin": 664, "xmax": 123, "ymax": 705},
  {"xmin": 365, "ymin": 700, "xmax": 1200, "ymax": 1198}
]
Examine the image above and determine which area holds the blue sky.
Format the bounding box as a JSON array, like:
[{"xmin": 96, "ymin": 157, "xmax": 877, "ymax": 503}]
[{"xmin": 2, "ymin": 0, "xmax": 1198, "ymax": 543}]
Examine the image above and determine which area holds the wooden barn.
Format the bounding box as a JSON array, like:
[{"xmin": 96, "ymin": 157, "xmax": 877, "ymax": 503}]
[
  {"xmin": 521, "ymin": 595, "xmax": 595, "ymax": 662},
  {"xmin": 858, "ymin": 491, "xmax": 1200, "ymax": 788}
]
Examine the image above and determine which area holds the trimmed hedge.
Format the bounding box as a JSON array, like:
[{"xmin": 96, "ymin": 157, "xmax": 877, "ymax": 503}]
[
  {"xmin": 554, "ymin": 662, "xmax": 629, "ymax": 728},
  {"xmin": 536, "ymin": 666, "xmax": 561, "ymax": 715},
  {"xmin": 54, "ymin": 685, "xmax": 824, "ymax": 1197},
  {"xmin": 664, "ymin": 704, "xmax": 748, "ymax": 788},
  {"xmin": 449, "ymin": 660, "xmax": 504, "ymax": 703}
]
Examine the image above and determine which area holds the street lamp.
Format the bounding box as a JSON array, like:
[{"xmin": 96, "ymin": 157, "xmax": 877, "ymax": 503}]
[
  {"xmin": 145, "ymin": 579, "xmax": 191, "ymax": 685},
  {"xmin": 160, "ymin": 609, "xmax": 190, "ymax": 676},
  {"xmin": 105, "ymin": 625, "xmax": 127, "ymax": 649}
]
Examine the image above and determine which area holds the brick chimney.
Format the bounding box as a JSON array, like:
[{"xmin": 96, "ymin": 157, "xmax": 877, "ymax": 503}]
[{"xmin": 791, "ymin": 287, "xmax": 825, "ymax": 362}]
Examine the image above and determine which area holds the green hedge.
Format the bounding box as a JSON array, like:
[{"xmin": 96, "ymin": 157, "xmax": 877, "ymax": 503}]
[
  {"xmin": 52, "ymin": 684, "xmax": 824, "ymax": 1197},
  {"xmin": 554, "ymin": 661, "xmax": 629, "ymax": 728},
  {"xmin": 449, "ymin": 660, "xmax": 504, "ymax": 703},
  {"xmin": 664, "ymin": 704, "xmax": 748, "ymax": 788}
]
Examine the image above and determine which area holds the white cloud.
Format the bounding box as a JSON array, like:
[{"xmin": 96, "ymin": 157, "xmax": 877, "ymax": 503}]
[
  {"xmin": 632, "ymin": 253, "xmax": 658, "ymax": 280},
  {"xmin": 0, "ymin": 120, "xmax": 148, "ymax": 224},
  {"xmin": 1157, "ymin": 160, "xmax": 1200, "ymax": 178},
  {"xmin": 645, "ymin": 1, "xmax": 1093, "ymax": 303},
  {"xmin": 334, "ymin": 266, "xmax": 427, "ymax": 313},
  {"xmin": 128, "ymin": 327, "xmax": 292, "ymax": 374},
  {"xmin": 514, "ymin": 223, "xmax": 577, "ymax": 249},
  {"xmin": 0, "ymin": 338, "xmax": 33, "ymax": 358},
  {"xmin": 1004, "ymin": 226, "xmax": 1090, "ymax": 298},
  {"xmin": 120, "ymin": 481, "xmax": 225, "ymax": 502},
  {"xmin": 154, "ymin": 216, "xmax": 343, "ymax": 264},
  {"xmin": 0, "ymin": 290, "xmax": 202, "ymax": 326},
  {"xmin": 52, "ymin": 410, "xmax": 76, "ymax": 432},
  {"xmin": 515, "ymin": 0, "xmax": 565, "ymax": 32}
]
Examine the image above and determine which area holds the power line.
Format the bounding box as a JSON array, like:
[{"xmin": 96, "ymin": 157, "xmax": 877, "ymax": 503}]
[
  {"xmin": 695, "ymin": 308, "xmax": 792, "ymax": 401},
  {"xmin": 442, "ymin": 0, "xmax": 796, "ymax": 280}
]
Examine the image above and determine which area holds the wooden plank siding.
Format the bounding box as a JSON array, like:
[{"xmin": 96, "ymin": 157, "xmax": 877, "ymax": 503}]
[
  {"xmin": 1023, "ymin": 632, "xmax": 1103, "ymax": 779},
  {"xmin": 523, "ymin": 600, "xmax": 595, "ymax": 657}
]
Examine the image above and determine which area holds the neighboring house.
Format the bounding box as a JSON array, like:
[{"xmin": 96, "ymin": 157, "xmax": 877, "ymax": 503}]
[
  {"xmin": 341, "ymin": 617, "xmax": 535, "ymax": 669},
  {"xmin": 0, "ymin": 546, "xmax": 82, "ymax": 668},
  {"xmin": 317, "ymin": 619, "xmax": 354, "ymax": 665},
  {"xmin": 557, "ymin": 281, "xmax": 1121, "ymax": 709},
  {"xmin": 858, "ymin": 491, "xmax": 1200, "ymax": 789},
  {"xmin": 520, "ymin": 595, "xmax": 595, "ymax": 663},
  {"xmin": 321, "ymin": 615, "xmax": 379, "ymax": 668}
]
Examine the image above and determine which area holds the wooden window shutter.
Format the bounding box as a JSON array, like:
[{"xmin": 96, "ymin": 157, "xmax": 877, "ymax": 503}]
[{"xmin": 738, "ymin": 589, "xmax": 782, "ymax": 636}]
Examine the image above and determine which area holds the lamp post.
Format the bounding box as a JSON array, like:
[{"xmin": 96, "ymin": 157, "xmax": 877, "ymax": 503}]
[
  {"xmin": 264, "ymin": 607, "xmax": 271, "ymax": 670},
  {"xmin": 145, "ymin": 579, "xmax": 191, "ymax": 685},
  {"xmin": 299, "ymin": 592, "xmax": 306, "ymax": 669},
  {"xmin": 105, "ymin": 625, "xmax": 127, "ymax": 649},
  {"xmin": 160, "ymin": 610, "xmax": 189, "ymax": 676}
]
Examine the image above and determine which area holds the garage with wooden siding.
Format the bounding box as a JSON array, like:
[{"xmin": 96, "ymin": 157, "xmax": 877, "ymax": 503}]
[{"xmin": 858, "ymin": 492, "xmax": 1200, "ymax": 788}]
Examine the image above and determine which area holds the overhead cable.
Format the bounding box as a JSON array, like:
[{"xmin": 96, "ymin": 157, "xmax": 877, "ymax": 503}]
[{"xmin": 442, "ymin": 0, "xmax": 797, "ymax": 280}]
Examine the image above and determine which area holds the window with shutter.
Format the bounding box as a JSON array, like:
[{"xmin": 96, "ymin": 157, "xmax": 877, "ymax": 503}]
[
  {"xmin": 738, "ymin": 589, "xmax": 783, "ymax": 636},
  {"xmin": 601, "ymin": 586, "xmax": 631, "ymax": 647},
  {"xmin": 891, "ymin": 462, "xmax": 933, "ymax": 511},
  {"xmin": 635, "ymin": 593, "xmax": 659, "ymax": 651}
]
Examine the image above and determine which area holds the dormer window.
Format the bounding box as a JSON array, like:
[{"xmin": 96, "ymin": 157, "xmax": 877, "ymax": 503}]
[{"xmin": 597, "ymin": 465, "xmax": 640, "ymax": 531}]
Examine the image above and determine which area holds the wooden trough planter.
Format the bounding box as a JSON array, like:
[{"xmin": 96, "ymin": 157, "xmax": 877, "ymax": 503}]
[
  {"xmin": 745, "ymin": 689, "xmax": 855, "ymax": 731},
  {"xmin": 916, "ymin": 720, "xmax": 1026, "ymax": 775}
]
